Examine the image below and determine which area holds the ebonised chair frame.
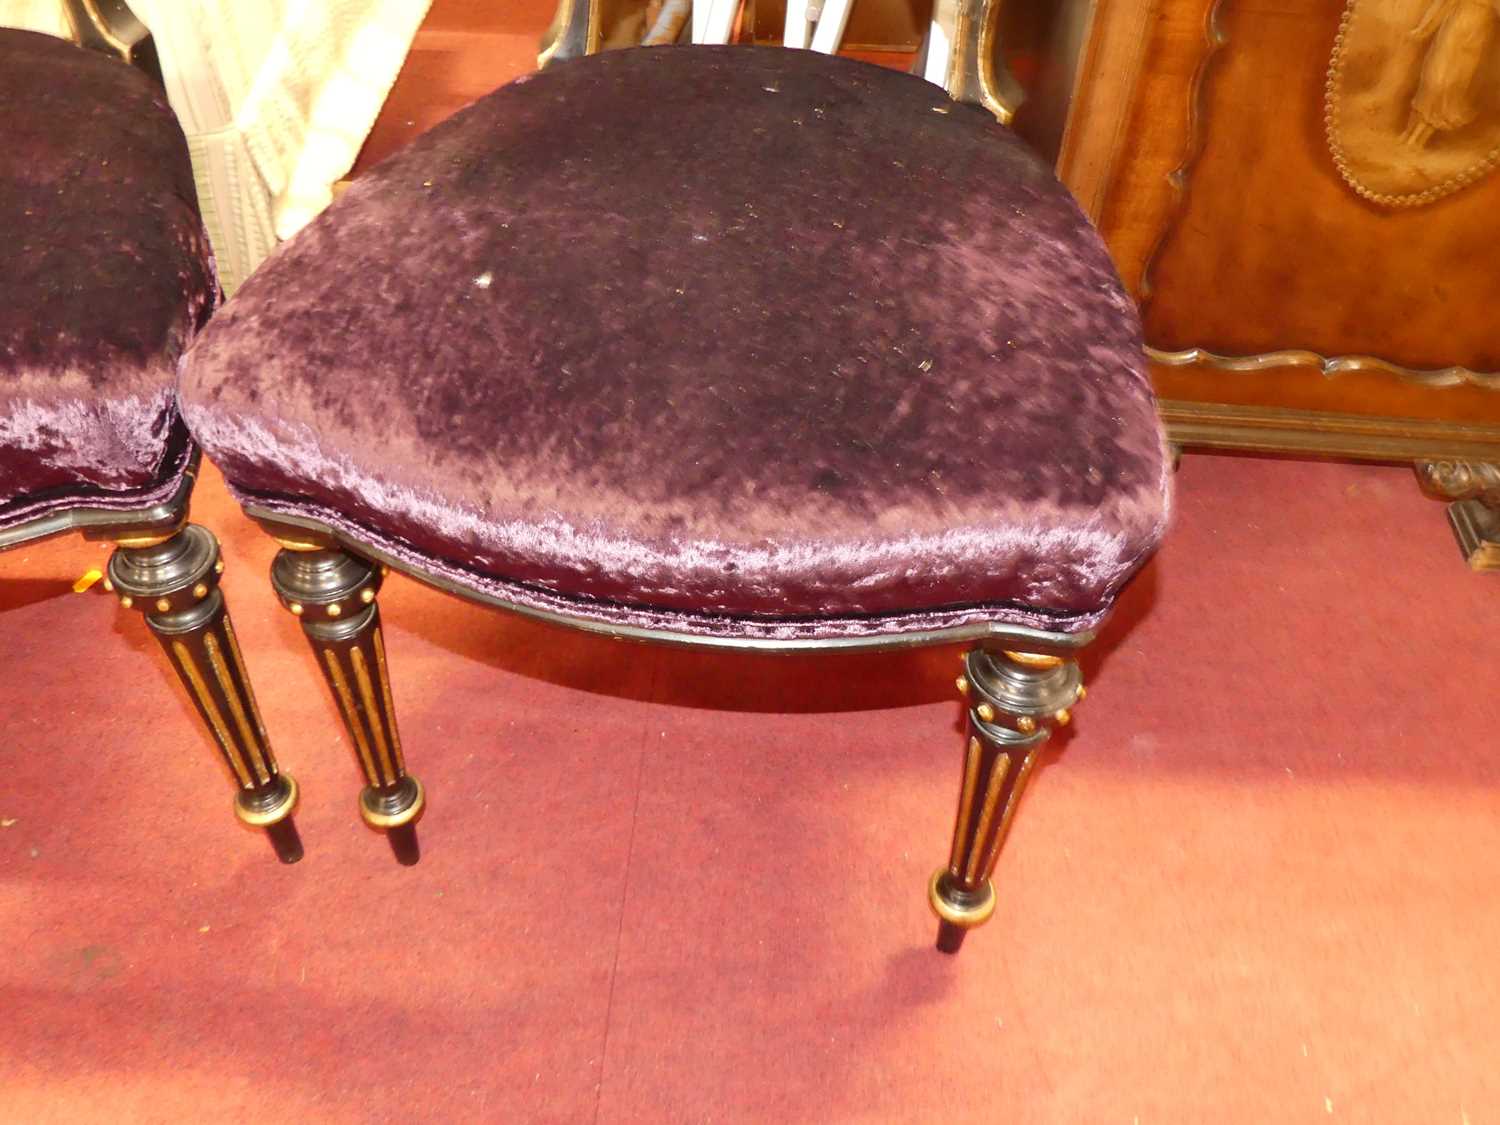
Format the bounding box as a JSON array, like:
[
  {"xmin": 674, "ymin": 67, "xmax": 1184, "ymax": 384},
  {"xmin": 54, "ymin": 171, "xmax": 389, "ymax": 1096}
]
[
  {"xmin": 198, "ymin": 0, "xmax": 1108, "ymax": 949},
  {"xmin": 250, "ymin": 503, "xmax": 1090, "ymax": 951},
  {"xmin": 1, "ymin": 454, "xmax": 302, "ymax": 863}
]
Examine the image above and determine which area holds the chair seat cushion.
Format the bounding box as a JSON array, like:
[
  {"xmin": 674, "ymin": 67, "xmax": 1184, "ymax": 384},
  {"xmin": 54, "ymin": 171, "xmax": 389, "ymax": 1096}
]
[
  {"xmin": 180, "ymin": 46, "xmax": 1170, "ymax": 641},
  {"xmin": 0, "ymin": 29, "xmax": 215, "ymax": 532}
]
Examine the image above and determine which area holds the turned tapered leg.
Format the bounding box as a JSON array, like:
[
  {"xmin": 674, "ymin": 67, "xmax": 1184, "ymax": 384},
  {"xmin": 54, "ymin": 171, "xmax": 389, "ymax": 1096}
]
[
  {"xmin": 270, "ymin": 543, "xmax": 423, "ymax": 864},
  {"xmin": 930, "ymin": 646, "xmax": 1084, "ymax": 953},
  {"xmin": 107, "ymin": 523, "xmax": 302, "ymax": 862}
]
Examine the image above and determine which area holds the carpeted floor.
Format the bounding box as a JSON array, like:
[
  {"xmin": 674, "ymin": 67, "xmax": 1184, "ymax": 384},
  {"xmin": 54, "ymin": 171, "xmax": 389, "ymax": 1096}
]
[
  {"xmin": 2, "ymin": 453, "xmax": 1497, "ymax": 1123},
  {"xmin": 5, "ymin": 6, "xmax": 1500, "ymax": 1121}
]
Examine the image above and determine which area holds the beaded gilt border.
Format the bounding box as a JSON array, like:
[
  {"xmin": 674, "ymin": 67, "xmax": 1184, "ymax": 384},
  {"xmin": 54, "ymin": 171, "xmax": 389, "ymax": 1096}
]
[{"xmin": 1323, "ymin": 0, "xmax": 1500, "ymax": 209}]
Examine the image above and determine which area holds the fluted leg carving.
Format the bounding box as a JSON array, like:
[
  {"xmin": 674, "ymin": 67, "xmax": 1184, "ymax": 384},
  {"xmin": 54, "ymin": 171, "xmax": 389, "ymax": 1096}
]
[
  {"xmin": 270, "ymin": 544, "xmax": 423, "ymax": 864},
  {"xmin": 108, "ymin": 523, "xmax": 302, "ymax": 862},
  {"xmin": 930, "ymin": 646, "xmax": 1084, "ymax": 953}
]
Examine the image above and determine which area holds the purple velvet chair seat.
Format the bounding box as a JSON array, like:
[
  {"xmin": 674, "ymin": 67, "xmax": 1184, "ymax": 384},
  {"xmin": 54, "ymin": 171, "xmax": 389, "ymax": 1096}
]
[
  {"xmin": 174, "ymin": 45, "xmax": 1173, "ymax": 930},
  {"xmin": 180, "ymin": 46, "xmax": 1170, "ymax": 641},
  {"xmin": 0, "ymin": 29, "xmax": 215, "ymax": 534}
]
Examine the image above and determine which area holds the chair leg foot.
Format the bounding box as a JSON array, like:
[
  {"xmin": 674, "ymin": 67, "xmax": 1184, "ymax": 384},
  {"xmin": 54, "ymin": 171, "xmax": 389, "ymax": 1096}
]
[
  {"xmin": 262, "ymin": 807, "xmax": 306, "ymax": 864},
  {"xmin": 935, "ymin": 920, "xmax": 967, "ymax": 954},
  {"xmin": 271, "ymin": 541, "xmax": 423, "ymax": 863},
  {"xmin": 359, "ymin": 775, "xmax": 424, "ymax": 864},
  {"xmin": 109, "ymin": 523, "xmax": 301, "ymax": 860},
  {"xmin": 386, "ymin": 822, "xmax": 421, "ymax": 866},
  {"xmin": 930, "ymin": 646, "xmax": 1085, "ymax": 952}
]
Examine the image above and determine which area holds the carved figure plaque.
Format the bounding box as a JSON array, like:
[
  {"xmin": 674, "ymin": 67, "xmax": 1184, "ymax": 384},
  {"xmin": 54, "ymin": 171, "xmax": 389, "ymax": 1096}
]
[{"xmin": 1326, "ymin": 0, "xmax": 1500, "ymax": 206}]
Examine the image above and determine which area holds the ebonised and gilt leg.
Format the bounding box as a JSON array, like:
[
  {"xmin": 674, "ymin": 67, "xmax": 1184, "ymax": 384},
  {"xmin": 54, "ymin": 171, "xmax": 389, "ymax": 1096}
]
[
  {"xmin": 270, "ymin": 542, "xmax": 423, "ymax": 864},
  {"xmin": 107, "ymin": 523, "xmax": 303, "ymax": 862},
  {"xmin": 930, "ymin": 646, "xmax": 1084, "ymax": 953}
]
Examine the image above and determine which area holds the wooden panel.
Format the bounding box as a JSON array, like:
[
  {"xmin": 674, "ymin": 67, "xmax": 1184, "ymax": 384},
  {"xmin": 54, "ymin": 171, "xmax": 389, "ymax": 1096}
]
[
  {"xmin": 1072, "ymin": 0, "xmax": 1500, "ymax": 441},
  {"xmin": 1088, "ymin": 0, "xmax": 1203, "ymax": 294},
  {"xmin": 1055, "ymin": 0, "xmax": 1159, "ymax": 219},
  {"xmin": 1143, "ymin": 0, "xmax": 1500, "ymax": 373},
  {"xmin": 1152, "ymin": 362, "xmax": 1500, "ymax": 424},
  {"xmin": 1159, "ymin": 400, "xmax": 1500, "ymax": 461}
]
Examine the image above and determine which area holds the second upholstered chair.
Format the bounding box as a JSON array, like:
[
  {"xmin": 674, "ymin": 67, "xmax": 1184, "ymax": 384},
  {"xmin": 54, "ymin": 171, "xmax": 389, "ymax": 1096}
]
[
  {"xmin": 177, "ymin": 46, "xmax": 1171, "ymax": 948},
  {"xmin": 1, "ymin": 29, "xmax": 300, "ymax": 861}
]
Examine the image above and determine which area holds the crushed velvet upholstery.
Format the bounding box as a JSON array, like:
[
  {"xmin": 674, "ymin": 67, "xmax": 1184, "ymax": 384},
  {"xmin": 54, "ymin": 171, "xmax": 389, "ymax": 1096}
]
[
  {"xmin": 0, "ymin": 29, "xmax": 216, "ymax": 533},
  {"xmin": 180, "ymin": 46, "xmax": 1170, "ymax": 640}
]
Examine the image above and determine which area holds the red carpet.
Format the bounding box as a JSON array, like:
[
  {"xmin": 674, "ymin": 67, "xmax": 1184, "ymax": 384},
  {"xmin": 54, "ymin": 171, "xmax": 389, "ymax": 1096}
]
[
  {"xmin": 2, "ymin": 453, "xmax": 1497, "ymax": 1123},
  {"xmin": 5, "ymin": 7, "xmax": 1499, "ymax": 1118}
]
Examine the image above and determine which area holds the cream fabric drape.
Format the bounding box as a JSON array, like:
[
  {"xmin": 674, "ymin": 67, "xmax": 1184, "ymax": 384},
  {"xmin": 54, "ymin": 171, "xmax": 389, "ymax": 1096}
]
[
  {"xmin": 0, "ymin": 0, "xmax": 62, "ymax": 35},
  {"xmin": 3, "ymin": 1, "xmax": 430, "ymax": 293}
]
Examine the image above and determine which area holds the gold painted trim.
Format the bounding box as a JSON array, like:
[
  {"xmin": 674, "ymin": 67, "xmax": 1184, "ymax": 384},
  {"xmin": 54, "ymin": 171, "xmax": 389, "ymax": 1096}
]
[
  {"xmin": 963, "ymin": 750, "xmax": 1012, "ymax": 884},
  {"xmin": 972, "ymin": 0, "xmax": 996, "ymax": 123},
  {"xmin": 322, "ymin": 648, "xmax": 381, "ymax": 787},
  {"xmin": 351, "ymin": 646, "xmax": 397, "ymax": 787},
  {"xmin": 1003, "ymin": 650, "xmax": 1064, "ymax": 669},
  {"xmin": 991, "ymin": 748, "xmax": 1040, "ymax": 861},
  {"xmin": 361, "ymin": 776, "xmax": 425, "ymax": 830},
  {"xmin": 273, "ymin": 534, "xmax": 327, "ymax": 552},
  {"xmin": 947, "ymin": 736, "xmax": 984, "ymax": 873},
  {"xmin": 114, "ymin": 523, "xmax": 184, "ymax": 549},
  {"xmin": 928, "ymin": 869, "xmax": 997, "ymax": 928},
  {"xmin": 372, "ymin": 628, "xmax": 406, "ymax": 773},
  {"xmin": 950, "ymin": 0, "xmax": 974, "ymax": 111},
  {"xmin": 974, "ymin": 0, "xmax": 1014, "ymax": 126},
  {"xmin": 204, "ymin": 631, "xmax": 271, "ymax": 784},
  {"xmin": 235, "ymin": 773, "xmax": 298, "ymax": 827},
  {"xmin": 171, "ymin": 640, "xmax": 252, "ymax": 787},
  {"xmin": 1323, "ymin": 0, "xmax": 1500, "ymax": 209},
  {"xmin": 940, "ymin": 0, "xmax": 1018, "ymax": 125},
  {"xmin": 585, "ymin": 0, "xmax": 602, "ymax": 53},
  {"xmin": 222, "ymin": 617, "xmax": 273, "ymax": 753}
]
